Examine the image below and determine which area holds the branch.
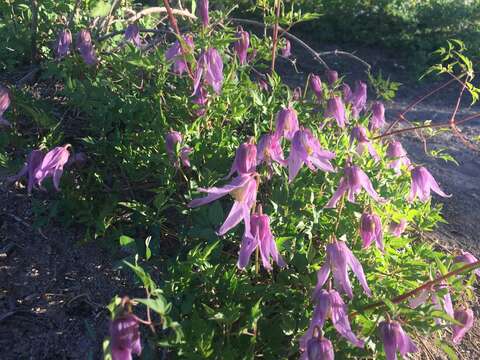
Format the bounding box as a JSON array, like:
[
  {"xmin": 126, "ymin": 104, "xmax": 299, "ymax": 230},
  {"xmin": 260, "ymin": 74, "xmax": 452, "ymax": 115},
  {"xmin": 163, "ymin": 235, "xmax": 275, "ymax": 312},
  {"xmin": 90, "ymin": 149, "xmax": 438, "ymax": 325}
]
[
  {"xmin": 127, "ymin": 6, "xmax": 196, "ymax": 23},
  {"xmin": 317, "ymin": 49, "xmax": 371, "ymax": 70},
  {"xmin": 270, "ymin": 0, "xmax": 281, "ymax": 73},
  {"xmin": 351, "ymin": 260, "xmax": 480, "ymax": 317}
]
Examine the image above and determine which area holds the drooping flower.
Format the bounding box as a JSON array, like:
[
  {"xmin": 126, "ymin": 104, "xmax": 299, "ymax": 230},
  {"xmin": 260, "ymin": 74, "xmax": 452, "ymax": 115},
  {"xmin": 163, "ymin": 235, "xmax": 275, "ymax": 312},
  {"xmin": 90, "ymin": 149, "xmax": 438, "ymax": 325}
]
[
  {"xmin": 407, "ymin": 166, "xmax": 450, "ymax": 202},
  {"xmin": 409, "ymin": 281, "xmax": 454, "ymax": 325},
  {"xmin": 257, "ymin": 77, "xmax": 269, "ymax": 91},
  {"xmin": 188, "ymin": 174, "xmax": 257, "ymax": 236},
  {"xmin": 76, "ymin": 29, "xmax": 97, "ymax": 65},
  {"xmin": 453, "ymin": 251, "xmax": 480, "ymax": 277},
  {"xmin": 386, "ymin": 141, "xmax": 410, "ymax": 174},
  {"xmin": 180, "ymin": 147, "xmax": 193, "ymax": 168},
  {"xmin": 226, "ymin": 141, "xmax": 257, "ymax": 178},
  {"xmin": 342, "ymin": 84, "xmax": 352, "ymax": 103},
  {"xmin": 124, "ymin": 24, "xmax": 141, "ymax": 47},
  {"xmin": 288, "ymin": 128, "xmax": 335, "ymax": 182},
  {"xmin": 234, "ymin": 27, "xmax": 250, "ymax": 65},
  {"xmin": 360, "ymin": 211, "xmax": 384, "ymax": 252},
  {"xmin": 0, "ymin": 85, "xmax": 11, "ymax": 127},
  {"xmin": 55, "ymin": 29, "xmax": 72, "ymax": 58},
  {"xmin": 325, "ymin": 70, "xmax": 338, "ymax": 86},
  {"xmin": 452, "ymin": 308, "xmax": 474, "ymax": 344},
  {"xmin": 325, "ymin": 163, "xmax": 385, "ymax": 208},
  {"xmin": 379, "ymin": 320, "xmax": 417, "ymax": 360},
  {"xmin": 34, "ymin": 145, "xmax": 71, "ymax": 191},
  {"xmin": 109, "ymin": 313, "xmax": 142, "ymax": 360},
  {"xmin": 300, "ymin": 289, "xmax": 364, "ymax": 349},
  {"xmin": 274, "ymin": 107, "xmax": 299, "ymax": 141},
  {"xmin": 165, "ymin": 131, "xmax": 183, "ymax": 161},
  {"xmin": 7, "ymin": 149, "xmax": 45, "ymax": 193},
  {"xmin": 197, "ymin": 0, "xmax": 209, "ymax": 28},
  {"xmin": 193, "ymin": 48, "xmax": 224, "ymax": 95},
  {"xmin": 325, "ymin": 96, "xmax": 346, "ymax": 128},
  {"xmin": 237, "ymin": 209, "xmax": 285, "ymax": 270},
  {"xmin": 293, "ymin": 87, "xmax": 302, "ymax": 101},
  {"xmin": 369, "ymin": 102, "xmax": 386, "ymax": 131},
  {"xmin": 166, "ymin": 34, "xmax": 194, "ymax": 75},
  {"xmin": 281, "ymin": 39, "xmax": 291, "ymax": 57},
  {"xmin": 310, "ymin": 74, "xmax": 323, "ymax": 100},
  {"xmin": 257, "ymin": 133, "xmax": 286, "ymax": 167},
  {"xmin": 350, "ymin": 125, "xmax": 379, "ymax": 161},
  {"xmin": 315, "ymin": 239, "xmax": 371, "ymax": 298},
  {"xmin": 388, "ymin": 219, "xmax": 407, "ymax": 237},
  {"xmin": 303, "ymin": 335, "xmax": 334, "ymax": 360},
  {"xmin": 192, "ymin": 86, "xmax": 208, "ymax": 116},
  {"xmin": 350, "ymin": 81, "xmax": 367, "ymax": 118}
]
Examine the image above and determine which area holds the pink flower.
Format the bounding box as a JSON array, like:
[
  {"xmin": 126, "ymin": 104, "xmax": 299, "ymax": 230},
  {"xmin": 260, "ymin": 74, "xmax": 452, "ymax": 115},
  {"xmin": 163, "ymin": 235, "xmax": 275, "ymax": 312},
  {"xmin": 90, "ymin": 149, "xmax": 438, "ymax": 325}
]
[
  {"xmin": 257, "ymin": 133, "xmax": 286, "ymax": 167},
  {"xmin": 7, "ymin": 149, "xmax": 45, "ymax": 193},
  {"xmin": 281, "ymin": 39, "xmax": 291, "ymax": 57},
  {"xmin": 55, "ymin": 29, "xmax": 72, "ymax": 58},
  {"xmin": 325, "ymin": 70, "xmax": 338, "ymax": 85},
  {"xmin": 76, "ymin": 29, "xmax": 97, "ymax": 65},
  {"xmin": 388, "ymin": 219, "xmax": 407, "ymax": 237},
  {"xmin": 315, "ymin": 239, "xmax": 371, "ymax": 298},
  {"xmin": 300, "ymin": 289, "xmax": 364, "ymax": 349},
  {"xmin": 188, "ymin": 174, "xmax": 258, "ymax": 236},
  {"xmin": 453, "ymin": 251, "xmax": 480, "ymax": 277},
  {"xmin": 409, "ymin": 281, "xmax": 454, "ymax": 325},
  {"xmin": 226, "ymin": 141, "xmax": 257, "ymax": 178},
  {"xmin": 303, "ymin": 336, "xmax": 334, "ymax": 360},
  {"xmin": 369, "ymin": 102, "xmax": 386, "ymax": 131},
  {"xmin": 325, "ymin": 163, "xmax": 385, "ymax": 208},
  {"xmin": 165, "ymin": 131, "xmax": 182, "ymax": 159},
  {"xmin": 34, "ymin": 145, "xmax": 71, "ymax": 191},
  {"xmin": 452, "ymin": 308, "xmax": 474, "ymax": 344},
  {"xmin": 109, "ymin": 314, "xmax": 142, "ymax": 360},
  {"xmin": 274, "ymin": 107, "xmax": 299, "ymax": 141},
  {"xmin": 379, "ymin": 320, "xmax": 417, "ymax": 360},
  {"xmin": 386, "ymin": 141, "xmax": 410, "ymax": 174},
  {"xmin": 234, "ymin": 27, "xmax": 250, "ymax": 65},
  {"xmin": 407, "ymin": 166, "xmax": 450, "ymax": 202},
  {"xmin": 342, "ymin": 84, "xmax": 352, "ymax": 103},
  {"xmin": 310, "ymin": 74, "xmax": 323, "ymax": 100},
  {"xmin": 197, "ymin": 0, "xmax": 209, "ymax": 28},
  {"xmin": 124, "ymin": 24, "xmax": 141, "ymax": 47},
  {"xmin": 287, "ymin": 128, "xmax": 335, "ymax": 182},
  {"xmin": 193, "ymin": 48, "xmax": 224, "ymax": 95},
  {"xmin": 351, "ymin": 81, "xmax": 367, "ymax": 118},
  {"xmin": 350, "ymin": 125, "xmax": 379, "ymax": 161},
  {"xmin": 360, "ymin": 211, "xmax": 384, "ymax": 252},
  {"xmin": 325, "ymin": 96, "xmax": 346, "ymax": 128},
  {"xmin": 180, "ymin": 147, "xmax": 193, "ymax": 168},
  {"xmin": 166, "ymin": 35, "xmax": 194, "ymax": 75},
  {"xmin": 0, "ymin": 85, "xmax": 11, "ymax": 127},
  {"xmin": 237, "ymin": 210, "xmax": 285, "ymax": 270}
]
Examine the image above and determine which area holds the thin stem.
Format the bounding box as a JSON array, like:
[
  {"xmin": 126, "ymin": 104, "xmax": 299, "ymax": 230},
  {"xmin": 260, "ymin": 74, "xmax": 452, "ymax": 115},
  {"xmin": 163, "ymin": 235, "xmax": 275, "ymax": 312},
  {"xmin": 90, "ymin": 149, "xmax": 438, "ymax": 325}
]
[
  {"xmin": 127, "ymin": 6, "xmax": 196, "ymax": 23},
  {"xmin": 270, "ymin": 0, "xmax": 281, "ymax": 74},
  {"xmin": 351, "ymin": 260, "xmax": 480, "ymax": 317},
  {"xmin": 30, "ymin": 0, "xmax": 39, "ymax": 64}
]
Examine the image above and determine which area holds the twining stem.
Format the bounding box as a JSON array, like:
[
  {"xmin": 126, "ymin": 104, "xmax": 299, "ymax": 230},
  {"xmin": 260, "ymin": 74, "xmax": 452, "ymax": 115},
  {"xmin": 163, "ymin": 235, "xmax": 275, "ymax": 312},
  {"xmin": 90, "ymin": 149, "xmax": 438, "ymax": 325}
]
[
  {"xmin": 350, "ymin": 260, "xmax": 480, "ymax": 317},
  {"xmin": 162, "ymin": 0, "xmax": 195, "ymax": 81},
  {"xmin": 270, "ymin": 0, "xmax": 281, "ymax": 74}
]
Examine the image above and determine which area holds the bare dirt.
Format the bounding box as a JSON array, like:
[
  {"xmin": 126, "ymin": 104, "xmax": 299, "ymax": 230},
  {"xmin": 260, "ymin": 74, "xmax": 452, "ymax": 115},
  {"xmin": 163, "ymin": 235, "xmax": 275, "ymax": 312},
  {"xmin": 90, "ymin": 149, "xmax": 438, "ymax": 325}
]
[{"xmin": 1, "ymin": 39, "xmax": 480, "ymax": 359}]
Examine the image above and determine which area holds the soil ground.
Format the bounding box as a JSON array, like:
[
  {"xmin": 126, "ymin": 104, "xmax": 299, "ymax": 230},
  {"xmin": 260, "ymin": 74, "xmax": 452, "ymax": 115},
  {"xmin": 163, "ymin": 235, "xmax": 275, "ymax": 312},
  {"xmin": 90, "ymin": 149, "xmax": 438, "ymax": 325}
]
[{"xmin": 1, "ymin": 37, "xmax": 480, "ymax": 359}]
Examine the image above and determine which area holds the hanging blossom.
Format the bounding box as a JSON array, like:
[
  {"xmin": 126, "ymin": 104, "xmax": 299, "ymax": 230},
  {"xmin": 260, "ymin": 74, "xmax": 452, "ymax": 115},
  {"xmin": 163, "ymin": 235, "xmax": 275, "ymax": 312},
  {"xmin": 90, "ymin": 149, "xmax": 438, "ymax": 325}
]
[
  {"xmin": 233, "ymin": 26, "xmax": 250, "ymax": 65},
  {"xmin": 360, "ymin": 211, "xmax": 384, "ymax": 252},
  {"xmin": 226, "ymin": 140, "xmax": 257, "ymax": 178},
  {"xmin": 274, "ymin": 107, "xmax": 299, "ymax": 141},
  {"xmin": 309, "ymin": 74, "xmax": 323, "ymax": 100},
  {"xmin": 300, "ymin": 289, "xmax": 364, "ymax": 350},
  {"xmin": 342, "ymin": 83, "xmax": 352, "ymax": 103},
  {"xmin": 293, "ymin": 87, "xmax": 302, "ymax": 101},
  {"xmin": 8, "ymin": 149, "xmax": 45, "ymax": 193},
  {"xmin": 165, "ymin": 34, "xmax": 194, "ymax": 75},
  {"xmin": 350, "ymin": 125, "xmax": 379, "ymax": 161},
  {"xmin": 452, "ymin": 308, "xmax": 474, "ymax": 344},
  {"xmin": 386, "ymin": 141, "xmax": 410, "ymax": 174},
  {"xmin": 325, "ymin": 69, "xmax": 338, "ymax": 86},
  {"xmin": 124, "ymin": 24, "xmax": 141, "ymax": 47},
  {"xmin": 257, "ymin": 77, "xmax": 269, "ymax": 91},
  {"xmin": 301, "ymin": 332, "xmax": 334, "ymax": 360},
  {"xmin": 281, "ymin": 39, "xmax": 291, "ymax": 57},
  {"xmin": 453, "ymin": 251, "xmax": 480, "ymax": 277},
  {"xmin": 55, "ymin": 29, "xmax": 72, "ymax": 59},
  {"xmin": 237, "ymin": 207, "xmax": 285, "ymax": 270},
  {"xmin": 369, "ymin": 102, "xmax": 386, "ymax": 131},
  {"xmin": 257, "ymin": 133, "xmax": 286, "ymax": 167},
  {"xmin": 350, "ymin": 81, "xmax": 367, "ymax": 118},
  {"xmin": 325, "ymin": 96, "xmax": 346, "ymax": 128},
  {"xmin": 325, "ymin": 163, "xmax": 385, "ymax": 208},
  {"xmin": 315, "ymin": 239, "xmax": 371, "ymax": 298},
  {"xmin": 0, "ymin": 86, "xmax": 11, "ymax": 127},
  {"xmin": 192, "ymin": 86, "xmax": 208, "ymax": 116},
  {"xmin": 197, "ymin": 0, "xmax": 209, "ymax": 27},
  {"xmin": 188, "ymin": 174, "xmax": 258, "ymax": 236},
  {"xmin": 388, "ymin": 219, "xmax": 407, "ymax": 237},
  {"xmin": 409, "ymin": 280, "xmax": 454, "ymax": 325},
  {"xmin": 287, "ymin": 128, "xmax": 335, "ymax": 182},
  {"xmin": 76, "ymin": 29, "xmax": 97, "ymax": 65},
  {"xmin": 34, "ymin": 145, "xmax": 71, "ymax": 191},
  {"xmin": 193, "ymin": 48, "xmax": 223, "ymax": 95},
  {"xmin": 165, "ymin": 131, "xmax": 192, "ymax": 168},
  {"xmin": 407, "ymin": 166, "xmax": 449, "ymax": 202},
  {"xmin": 109, "ymin": 313, "xmax": 142, "ymax": 360},
  {"xmin": 379, "ymin": 320, "xmax": 417, "ymax": 360}
]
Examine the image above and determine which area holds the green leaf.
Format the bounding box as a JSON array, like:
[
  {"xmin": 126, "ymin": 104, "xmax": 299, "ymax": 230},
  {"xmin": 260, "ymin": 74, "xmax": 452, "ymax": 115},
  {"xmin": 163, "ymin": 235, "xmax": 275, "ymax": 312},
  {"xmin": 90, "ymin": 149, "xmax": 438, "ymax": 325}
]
[
  {"xmin": 435, "ymin": 339, "xmax": 459, "ymax": 360},
  {"xmin": 119, "ymin": 235, "xmax": 135, "ymax": 246},
  {"xmin": 90, "ymin": 0, "xmax": 111, "ymax": 17},
  {"xmin": 134, "ymin": 296, "xmax": 171, "ymax": 316}
]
